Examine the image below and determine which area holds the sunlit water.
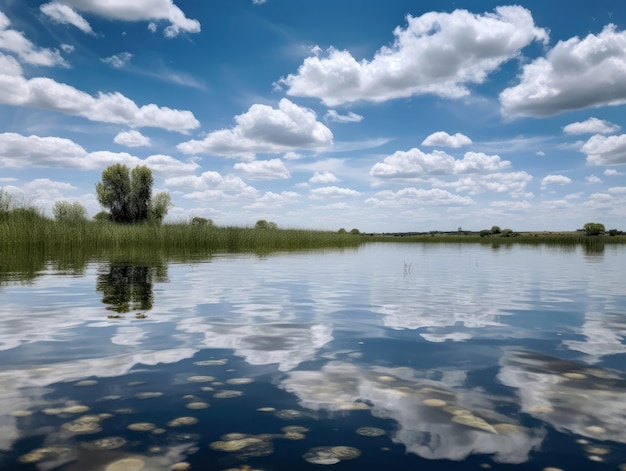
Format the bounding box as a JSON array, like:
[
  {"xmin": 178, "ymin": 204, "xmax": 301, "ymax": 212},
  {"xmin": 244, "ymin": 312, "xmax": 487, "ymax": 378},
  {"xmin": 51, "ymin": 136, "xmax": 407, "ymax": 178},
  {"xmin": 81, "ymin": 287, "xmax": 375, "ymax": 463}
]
[{"xmin": 1, "ymin": 243, "xmax": 625, "ymax": 470}]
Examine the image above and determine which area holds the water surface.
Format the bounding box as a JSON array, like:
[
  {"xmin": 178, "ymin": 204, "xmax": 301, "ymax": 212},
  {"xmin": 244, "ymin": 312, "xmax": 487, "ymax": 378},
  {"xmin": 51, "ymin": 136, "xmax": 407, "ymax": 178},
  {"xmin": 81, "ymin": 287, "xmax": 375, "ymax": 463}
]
[{"xmin": 1, "ymin": 243, "xmax": 625, "ymax": 470}]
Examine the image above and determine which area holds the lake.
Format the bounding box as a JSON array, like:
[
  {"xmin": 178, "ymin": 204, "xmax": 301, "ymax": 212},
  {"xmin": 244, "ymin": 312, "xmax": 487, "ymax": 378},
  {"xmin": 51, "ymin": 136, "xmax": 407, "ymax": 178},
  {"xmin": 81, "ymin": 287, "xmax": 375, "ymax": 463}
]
[{"xmin": 1, "ymin": 242, "xmax": 625, "ymax": 470}]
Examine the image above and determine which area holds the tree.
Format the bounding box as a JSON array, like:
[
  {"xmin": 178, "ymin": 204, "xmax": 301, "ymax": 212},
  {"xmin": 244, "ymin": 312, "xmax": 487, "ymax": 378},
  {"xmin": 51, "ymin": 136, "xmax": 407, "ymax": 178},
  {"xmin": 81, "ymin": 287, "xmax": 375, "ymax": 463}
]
[
  {"xmin": 149, "ymin": 192, "xmax": 171, "ymax": 225},
  {"xmin": 93, "ymin": 211, "xmax": 111, "ymax": 222},
  {"xmin": 191, "ymin": 216, "xmax": 213, "ymax": 226},
  {"xmin": 255, "ymin": 219, "xmax": 277, "ymax": 229},
  {"xmin": 491, "ymin": 226, "xmax": 501, "ymax": 234},
  {"xmin": 338, "ymin": 228, "xmax": 347, "ymax": 234},
  {"xmin": 583, "ymin": 222, "xmax": 605, "ymax": 236},
  {"xmin": 53, "ymin": 200, "xmax": 87, "ymax": 222},
  {"xmin": 350, "ymin": 228, "xmax": 360, "ymax": 235},
  {"xmin": 96, "ymin": 164, "xmax": 169, "ymax": 224}
]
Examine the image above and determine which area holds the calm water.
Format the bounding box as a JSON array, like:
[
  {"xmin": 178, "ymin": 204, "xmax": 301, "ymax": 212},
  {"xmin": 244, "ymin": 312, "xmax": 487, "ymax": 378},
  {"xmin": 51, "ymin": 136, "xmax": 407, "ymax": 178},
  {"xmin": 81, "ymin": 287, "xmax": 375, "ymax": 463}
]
[{"xmin": 1, "ymin": 243, "xmax": 625, "ymax": 470}]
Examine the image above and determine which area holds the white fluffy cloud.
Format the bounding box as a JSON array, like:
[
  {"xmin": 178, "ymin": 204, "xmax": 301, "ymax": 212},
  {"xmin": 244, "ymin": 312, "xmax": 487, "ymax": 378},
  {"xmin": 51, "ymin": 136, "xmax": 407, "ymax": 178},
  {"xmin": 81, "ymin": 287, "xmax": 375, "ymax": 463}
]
[
  {"xmin": 370, "ymin": 149, "xmax": 510, "ymax": 180},
  {"xmin": 582, "ymin": 134, "xmax": 626, "ymax": 165},
  {"xmin": 278, "ymin": 6, "xmax": 546, "ymax": 106},
  {"xmin": 0, "ymin": 12, "xmax": 67, "ymax": 67},
  {"xmin": 49, "ymin": 0, "xmax": 200, "ymax": 37},
  {"xmin": 325, "ymin": 110, "xmax": 363, "ymax": 123},
  {"xmin": 309, "ymin": 186, "xmax": 360, "ymax": 199},
  {"xmin": 437, "ymin": 172, "xmax": 533, "ymax": 195},
  {"xmin": 422, "ymin": 131, "xmax": 472, "ymax": 148},
  {"xmin": 0, "ymin": 132, "xmax": 195, "ymax": 174},
  {"xmin": 604, "ymin": 169, "xmax": 623, "ymax": 176},
  {"xmin": 541, "ymin": 174, "xmax": 572, "ymax": 189},
  {"xmin": 563, "ymin": 117, "xmax": 620, "ymax": 135},
  {"xmin": 114, "ymin": 130, "xmax": 151, "ymax": 147},
  {"xmin": 309, "ymin": 171, "xmax": 339, "ymax": 184},
  {"xmin": 177, "ymin": 99, "xmax": 332, "ymax": 159},
  {"xmin": 101, "ymin": 52, "xmax": 133, "ymax": 68},
  {"xmin": 366, "ymin": 188, "xmax": 473, "ymax": 208},
  {"xmin": 501, "ymin": 25, "xmax": 626, "ymax": 117},
  {"xmin": 233, "ymin": 159, "xmax": 290, "ymax": 180},
  {"xmin": 0, "ymin": 59, "xmax": 199, "ymax": 132},
  {"xmin": 165, "ymin": 171, "xmax": 258, "ymax": 201},
  {"xmin": 40, "ymin": 2, "xmax": 94, "ymax": 35}
]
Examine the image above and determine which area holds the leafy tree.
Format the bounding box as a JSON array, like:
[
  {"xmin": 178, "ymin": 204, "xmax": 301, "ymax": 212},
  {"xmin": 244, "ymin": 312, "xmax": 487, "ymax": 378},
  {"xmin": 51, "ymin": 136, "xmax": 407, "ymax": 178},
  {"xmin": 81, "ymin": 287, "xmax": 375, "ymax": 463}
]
[
  {"xmin": 96, "ymin": 164, "xmax": 169, "ymax": 224},
  {"xmin": 53, "ymin": 200, "xmax": 88, "ymax": 222},
  {"xmin": 338, "ymin": 228, "xmax": 347, "ymax": 234},
  {"xmin": 149, "ymin": 192, "xmax": 171, "ymax": 225},
  {"xmin": 480, "ymin": 229, "xmax": 491, "ymax": 237},
  {"xmin": 350, "ymin": 228, "xmax": 360, "ymax": 235},
  {"xmin": 491, "ymin": 226, "xmax": 501, "ymax": 234},
  {"xmin": 583, "ymin": 222, "xmax": 605, "ymax": 236},
  {"xmin": 255, "ymin": 219, "xmax": 277, "ymax": 229},
  {"xmin": 93, "ymin": 211, "xmax": 111, "ymax": 222},
  {"xmin": 191, "ymin": 216, "xmax": 213, "ymax": 226}
]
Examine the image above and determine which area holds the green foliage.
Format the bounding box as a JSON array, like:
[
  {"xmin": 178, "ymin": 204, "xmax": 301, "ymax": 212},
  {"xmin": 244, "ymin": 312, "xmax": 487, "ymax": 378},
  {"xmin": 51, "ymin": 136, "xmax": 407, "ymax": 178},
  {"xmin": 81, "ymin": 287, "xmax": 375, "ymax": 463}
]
[
  {"xmin": 338, "ymin": 228, "xmax": 347, "ymax": 234},
  {"xmin": 53, "ymin": 200, "xmax": 88, "ymax": 222},
  {"xmin": 480, "ymin": 230, "xmax": 491, "ymax": 237},
  {"xmin": 491, "ymin": 226, "xmax": 501, "ymax": 234},
  {"xmin": 608, "ymin": 229, "xmax": 621, "ymax": 236},
  {"xmin": 96, "ymin": 164, "xmax": 169, "ymax": 224},
  {"xmin": 149, "ymin": 192, "xmax": 171, "ymax": 225},
  {"xmin": 0, "ymin": 188, "xmax": 15, "ymax": 212},
  {"xmin": 350, "ymin": 228, "xmax": 360, "ymax": 235},
  {"xmin": 191, "ymin": 216, "xmax": 213, "ymax": 226},
  {"xmin": 255, "ymin": 219, "xmax": 277, "ymax": 229},
  {"xmin": 583, "ymin": 222, "xmax": 605, "ymax": 236},
  {"xmin": 93, "ymin": 211, "xmax": 111, "ymax": 222},
  {"xmin": 501, "ymin": 228, "xmax": 514, "ymax": 237}
]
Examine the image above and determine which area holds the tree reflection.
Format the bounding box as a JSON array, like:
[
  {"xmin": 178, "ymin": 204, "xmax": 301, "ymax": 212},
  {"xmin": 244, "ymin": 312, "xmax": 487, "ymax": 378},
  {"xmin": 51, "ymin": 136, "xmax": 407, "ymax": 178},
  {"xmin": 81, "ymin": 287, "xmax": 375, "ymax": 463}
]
[{"xmin": 96, "ymin": 264, "xmax": 168, "ymax": 313}]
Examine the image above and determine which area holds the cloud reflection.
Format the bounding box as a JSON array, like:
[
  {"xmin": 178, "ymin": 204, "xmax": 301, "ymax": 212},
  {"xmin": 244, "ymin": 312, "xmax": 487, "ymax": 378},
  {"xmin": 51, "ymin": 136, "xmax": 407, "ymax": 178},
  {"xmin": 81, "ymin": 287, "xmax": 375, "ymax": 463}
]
[{"xmin": 281, "ymin": 361, "xmax": 544, "ymax": 463}]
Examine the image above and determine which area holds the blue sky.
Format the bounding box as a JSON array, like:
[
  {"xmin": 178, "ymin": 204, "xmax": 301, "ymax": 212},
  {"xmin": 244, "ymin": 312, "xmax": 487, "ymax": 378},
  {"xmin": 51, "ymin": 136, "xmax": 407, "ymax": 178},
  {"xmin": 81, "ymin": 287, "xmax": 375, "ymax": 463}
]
[{"xmin": 1, "ymin": 0, "xmax": 625, "ymax": 232}]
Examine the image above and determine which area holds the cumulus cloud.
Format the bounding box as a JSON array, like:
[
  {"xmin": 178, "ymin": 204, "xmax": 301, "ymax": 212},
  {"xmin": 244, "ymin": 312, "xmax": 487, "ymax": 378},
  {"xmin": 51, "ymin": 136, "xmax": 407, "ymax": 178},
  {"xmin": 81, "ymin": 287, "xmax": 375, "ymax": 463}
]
[
  {"xmin": 489, "ymin": 200, "xmax": 532, "ymax": 211},
  {"xmin": 278, "ymin": 6, "xmax": 546, "ymax": 106},
  {"xmin": 165, "ymin": 171, "xmax": 257, "ymax": 201},
  {"xmin": 604, "ymin": 168, "xmax": 623, "ymax": 176},
  {"xmin": 563, "ymin": 117, "xmax": 620, "ymax": 135},
  {"xmin": 370, "ymin": 149, "xmax": 510, "ymax": 180},
  {"xmin": 309, "ymin": 186, "xmax": 360, "ymax": 199},
  {"xmin": 324, "ymin": 110, "xmax": 363, "ymax": 123},
  {"xmin": 245, "ymin": 191, "xmax": 300, "ymax": 210},
  {"xmin": 501, "ymin": 25, "xmax": 626, "ymax": 117},
  {"xmin": 0, "ymin": 12, "xmax": 68, "ymax": 67},
  {"xmin": 436, "ymin": 172, "xmax": 533, "ymax": 196},
  {"xmin": 366, "ymin": 188, "xmax": 473, "ymax": 208},
  {"xmin": 586, "ymin": 174, "xmax": 602, "ymax": 183},
  {"xmin": 233, "ymin": 159, "xmax": 290, "ymax": 180},
  {"xmin": 581, "ymin": 134, "xmax": 626, "ymax": 165},
  {"xmin": 541, "ymin": 174, "xmax": 573, "ymax": 189},
  {"xmin": 40, "ymin": 2, "xmax": 94, "ymax": 35},
  {"xmin": 101, "ymin": 52, "xmax": 133, "ymax": 68},
  {"xmin": 309, "ymin": 171, "xmax": 339, "ymax": 184},
  {"xmin": 114, "ymin": 130, "xmax": 151, "ymax": 147},
  {"xmin": 177, "ymin": 99, "xmax": 332, "ymax": 160},
  {"xmin": 0, "ymin": 62, "xmax": 199, "ymax": 132},
  {"xmin": 422, "ymin": 131, "xmax": 472, "ymax": 148},
  {"xmin": 0, "ymin": 132, "xmax": 196, "ymax": 174},
  {"xmin": 51, "ymin": 0, "xmax": 200, "ymax": 37}
]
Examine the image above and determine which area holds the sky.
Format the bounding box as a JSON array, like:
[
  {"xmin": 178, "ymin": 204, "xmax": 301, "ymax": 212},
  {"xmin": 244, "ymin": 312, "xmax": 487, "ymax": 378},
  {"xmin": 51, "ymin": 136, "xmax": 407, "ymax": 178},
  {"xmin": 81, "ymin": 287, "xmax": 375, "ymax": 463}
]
[{"xmin": 1, "ymin": 0, "xmax": 625, "ymax": 232}]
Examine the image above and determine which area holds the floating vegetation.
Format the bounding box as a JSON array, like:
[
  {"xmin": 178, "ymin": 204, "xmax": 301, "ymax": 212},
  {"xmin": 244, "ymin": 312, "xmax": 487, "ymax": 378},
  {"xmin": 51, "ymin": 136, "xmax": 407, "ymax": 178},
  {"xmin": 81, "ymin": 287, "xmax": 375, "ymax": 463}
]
[
  {"xmin": 356, "ymin": 427, "xmax": 386, "ymax": 437},
  {"xmin": 11, "ymin": 410, "xmax": 33, "ymax": 417},
  {"xmin": 42, "ymin": 407, "xmax": 64, "ymax": 415},
  {"xmin": 422, "ymin": 398, "xmax": 447, "ymax": 407},
  {"xmin": 493, "ymin": 423, "xmax": 523, "ymax": 434},
  {"xmin": 185, "ymin": 402, "xmax": 209, "ymax": 409},
  {"xmin": 171, "ymin": 463, "xmax": 191, "ymax": 471},
  {"xmin": 127, "ymin": 422, "xmax": 157, "ymax": 432},
  {"xmin": 281, "ymin": 425, "xmax": 309, "ymax": 440},
  {"xmin": 105, "ymin": 457, "xmax": 146, "ymax": 471},
  {"xmin": 226, "ymin": 377, "xmax": 253, "ymax": 385},
  {"xmin": 443, "ymin": 406, "xmax": 473, "ymax": 416},
  {"xmin": 563, "ymin": 372, "xmax": 587, "ymax": 380},
  {"xmin": 377, "ymin": 375, "xmax": 396, "ymax": 382},
  {"xmin": 187, "ymin": 375, "xmax": 215, "ymax": 382},
  {"xmin": 257, "ymin": 407, "xmax": 276, "ymax": 412},
  {"xmin": 135, "ymin": 392, "xmax": 163, "ymax": 399},
  {"xmin": 451, "ymin": 414, "xmax": 498, "ymax": 434},
  {"xmin": 302, "ymin": 446, "xmax": 361, "ymax": 465},
  {"xmin": 62, "ymin": 404, "xmax": 90, "ymax": 414},
  {"xmin": 81, "ymin": 436, "xmax": 127, "ymax": 450},
  {"xmin": 200, "ymin": 386, "xmax": 214, "ymax": 392},
  {"xmin": 210, "ymin": 436, "xmax": 272, "ymax": 457},
  {"xmin": 152, "ymin": 428, "xmax": 167, "ymax": 435},
  {"xmin": 213, "ymin": 390, "xmax": 243, "ymax": 399},
  {"xmin": 74, "ymin": 379, "xmax": 98, "ymax": 387},
  {"xmin": 18, "ymin": 447, "xmax": 72, "ymax": 464},
  {"xmin": 167, "ymin": 417, "xmax": 199, "ymax": 427},
  {"xmin": 194, "ymin": 359, "xmax": 228, "ymax": 366},
  {"xmin": 274, "ymin": 409, "xmax": 304, "ymax": 420},
  {"xmin": 62, "ymin": 417, "xmax": 102, "ymax": 435}
]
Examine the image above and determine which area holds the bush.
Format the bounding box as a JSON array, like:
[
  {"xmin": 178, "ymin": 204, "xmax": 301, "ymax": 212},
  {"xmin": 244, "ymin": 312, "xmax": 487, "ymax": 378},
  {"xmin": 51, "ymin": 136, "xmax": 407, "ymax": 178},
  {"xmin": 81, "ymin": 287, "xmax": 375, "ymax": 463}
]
[
  {"xmin": 54, "ymin": 201, "xmax": 88, "ymax": 222},
  {"xmin": 583, "ymin": 222, "xmax": 605, "ymax": 236},
  {"xmin": 491, "ymin": 226, "xmax": 501, "ymax": 234},
  {"xmin": 350, "ymin": 228, "xmax": 360, "ymax": 235},
  {"xmin": 191, "ymin": 217, "xmax": 213, "ymax": 226}
]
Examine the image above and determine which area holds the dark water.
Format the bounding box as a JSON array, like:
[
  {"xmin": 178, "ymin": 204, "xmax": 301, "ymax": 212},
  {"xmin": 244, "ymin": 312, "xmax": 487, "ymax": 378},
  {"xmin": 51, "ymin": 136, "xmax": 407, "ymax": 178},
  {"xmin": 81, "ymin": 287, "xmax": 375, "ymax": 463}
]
[{"xmin": 1, "ymin": 243, "xmax": 625, "ymax": 470}]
